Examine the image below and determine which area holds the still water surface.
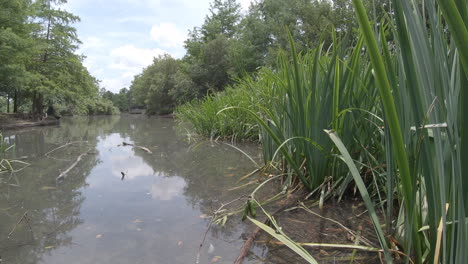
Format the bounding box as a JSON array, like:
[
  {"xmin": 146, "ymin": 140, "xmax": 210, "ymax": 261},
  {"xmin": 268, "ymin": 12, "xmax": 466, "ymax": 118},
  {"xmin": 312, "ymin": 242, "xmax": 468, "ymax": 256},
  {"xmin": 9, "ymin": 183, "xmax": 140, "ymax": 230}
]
[{"xmin": 0, "ymin": 115, "xmax": 269, "ymax": 264}]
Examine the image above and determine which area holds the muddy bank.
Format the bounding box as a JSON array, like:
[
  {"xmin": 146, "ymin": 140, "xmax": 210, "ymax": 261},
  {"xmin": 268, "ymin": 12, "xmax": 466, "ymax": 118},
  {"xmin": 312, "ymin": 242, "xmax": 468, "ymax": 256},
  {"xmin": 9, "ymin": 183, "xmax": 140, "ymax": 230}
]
[
  {"xmin": 208, "ymin": 177, "xmax": 384, "ymax": 263},
  {"xmin": 0, "ymin": 113, "xmax": 59, "ymax": 131}
]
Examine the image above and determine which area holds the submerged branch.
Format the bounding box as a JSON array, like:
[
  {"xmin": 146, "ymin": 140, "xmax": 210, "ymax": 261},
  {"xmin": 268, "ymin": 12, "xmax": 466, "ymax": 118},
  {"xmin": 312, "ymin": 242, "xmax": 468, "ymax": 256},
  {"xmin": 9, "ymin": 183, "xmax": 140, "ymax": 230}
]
[
  {"xmin": 56, "ymin": 152, "xmax": 94, "ymax": 181},
  {"xmin": 45, "ymin": 141, "xmax": 86, "ymax": 158},
  {"xmin": 233, "ymin": 197, "xmax": 297, "ymax": 264}
]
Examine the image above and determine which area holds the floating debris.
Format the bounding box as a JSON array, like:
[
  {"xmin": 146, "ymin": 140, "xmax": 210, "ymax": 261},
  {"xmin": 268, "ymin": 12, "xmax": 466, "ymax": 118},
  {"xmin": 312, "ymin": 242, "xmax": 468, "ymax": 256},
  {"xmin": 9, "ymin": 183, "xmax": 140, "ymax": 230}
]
[
  {"xmin": 120, "ymin": 142, "xmax": 152, "ymax": 154},
  {"xmin": 210, "ymin": 256, "xmax": 222, "ymax": 263},
  {"xmin": 207, "ymin": 243, "xmax": 215, "ymax": 254}
]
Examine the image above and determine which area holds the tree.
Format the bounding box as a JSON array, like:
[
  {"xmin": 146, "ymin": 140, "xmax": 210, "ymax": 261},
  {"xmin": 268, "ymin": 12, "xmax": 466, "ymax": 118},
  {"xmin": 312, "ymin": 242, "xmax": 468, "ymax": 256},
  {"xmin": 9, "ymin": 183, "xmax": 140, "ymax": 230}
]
[
  {"xmin": 0, "ymin": 0, "xmax": 32, "ymax": 113},
  {"xmin": 28, "ymin": 0, "xmax": 81, "ymax": 114},
  {"xmin": 130, "ymin": 55, "xmax": 182, "ymax": 115},
  {"xmin": 201, "ymin": 0, "xmax": 241, "ymax": 41},
  {"xmin": 182, "ymin": 0, "xmax": 242, "ymax": 96}
]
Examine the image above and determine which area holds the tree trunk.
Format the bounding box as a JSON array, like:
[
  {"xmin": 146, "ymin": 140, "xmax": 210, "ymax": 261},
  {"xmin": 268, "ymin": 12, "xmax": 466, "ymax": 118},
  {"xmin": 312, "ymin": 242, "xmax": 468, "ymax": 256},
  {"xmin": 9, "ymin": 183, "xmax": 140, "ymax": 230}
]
[
  {"xmin": 6, "ymin": 93, "xmax": 10, "ymax": 113},
  {"xmin": 13, "ymin": 89, "xmax": 18, "ymax": 113},
  {"xmin": 32, "ymin": 92, "xmax": 44, "ymax": 115}
]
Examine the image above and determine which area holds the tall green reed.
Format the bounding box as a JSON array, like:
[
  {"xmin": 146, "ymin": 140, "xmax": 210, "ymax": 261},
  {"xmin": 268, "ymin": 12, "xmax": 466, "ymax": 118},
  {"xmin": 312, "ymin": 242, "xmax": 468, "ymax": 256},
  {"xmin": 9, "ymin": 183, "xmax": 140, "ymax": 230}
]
[
  {"xmin": 349, "ymin": 0, "xmax": 467, "ymax": 262},
  {"xmin": 256, "ymin": 35, "xmax": 383, "ymax": 191}
]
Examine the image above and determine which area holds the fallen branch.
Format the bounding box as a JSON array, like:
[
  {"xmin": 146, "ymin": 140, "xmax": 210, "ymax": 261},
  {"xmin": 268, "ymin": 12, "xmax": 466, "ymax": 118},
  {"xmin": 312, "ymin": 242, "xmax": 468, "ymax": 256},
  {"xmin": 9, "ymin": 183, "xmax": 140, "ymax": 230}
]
[
  {"xmin": 56, "ymin": 152, "xmax": 93, "ymax": 181},
  {"xmin": 121, "ymin": 142, "xmax": 152, "ymax": 154},
  {"xmin": 234, "ymin": 198, "xmax": 296, "ymax": 264}
]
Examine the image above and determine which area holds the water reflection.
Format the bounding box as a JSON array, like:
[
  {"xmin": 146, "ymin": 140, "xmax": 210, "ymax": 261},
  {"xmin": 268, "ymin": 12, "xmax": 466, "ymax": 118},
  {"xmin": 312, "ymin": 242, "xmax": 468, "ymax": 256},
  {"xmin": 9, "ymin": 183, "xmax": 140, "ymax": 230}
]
[
  {"xmin": 1, "ymin": 115, "xmax": 261, "ymax": 264},
  {"xmin": 150, "ymin": 175, "xmax": 186, "ymax": 201}
]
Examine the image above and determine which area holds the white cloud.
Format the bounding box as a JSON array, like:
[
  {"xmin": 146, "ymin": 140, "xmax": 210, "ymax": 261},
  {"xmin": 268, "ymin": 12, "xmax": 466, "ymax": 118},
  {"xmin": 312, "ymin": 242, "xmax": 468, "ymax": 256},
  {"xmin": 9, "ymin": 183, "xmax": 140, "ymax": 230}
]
[
  {"xmin": 80, "ymin": 36, "xmax": 105, "ymax": 51},
  {"xmin": 116, "ymin": 16, "xmax": 157, "ymax": 24},
  {"xmin": 105, "ymin": 31, "xmax": 147, "ymax": 38},
  {"xmin": 150, "ymin": 23, "xmax": 187, "ymax": 49},
  {"xmin": 100, "ymin": 45, "xmax": 169, "ymax": 92},
  {"xmin": 101, "ymin": 78, "xmax": 131, "ymax": 92},
  {"xmin": 110, "ymin": 44, "xmax": 167, "ymax": 69}
]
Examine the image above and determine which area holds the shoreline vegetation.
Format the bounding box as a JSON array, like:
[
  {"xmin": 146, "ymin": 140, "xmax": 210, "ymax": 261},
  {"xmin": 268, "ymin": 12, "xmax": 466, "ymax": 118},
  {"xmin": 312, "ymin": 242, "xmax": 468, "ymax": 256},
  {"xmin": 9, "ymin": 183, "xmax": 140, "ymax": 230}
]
[
  {"xmin": 0, "ymin": 113, "xmax": 59, "ymax": 131},
  {"xmin": 175, "ymin": 0, "xmax": 467, "ymax": 264},
  {"xmin": 1, "ymin": 0, "xmax": 467, "ymax": 263}
]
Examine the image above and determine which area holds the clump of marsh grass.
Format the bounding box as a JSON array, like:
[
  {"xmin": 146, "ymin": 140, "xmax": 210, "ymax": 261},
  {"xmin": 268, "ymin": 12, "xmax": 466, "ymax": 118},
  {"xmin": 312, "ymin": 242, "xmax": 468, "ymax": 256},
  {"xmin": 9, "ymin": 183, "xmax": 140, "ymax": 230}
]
[
  {"xmin": 175, "ymin": 75, "xmax": 268, "ymax": 141},
  {"xmin": 344, "ymin": 0, "xmax": 468, "ymax": 263}
]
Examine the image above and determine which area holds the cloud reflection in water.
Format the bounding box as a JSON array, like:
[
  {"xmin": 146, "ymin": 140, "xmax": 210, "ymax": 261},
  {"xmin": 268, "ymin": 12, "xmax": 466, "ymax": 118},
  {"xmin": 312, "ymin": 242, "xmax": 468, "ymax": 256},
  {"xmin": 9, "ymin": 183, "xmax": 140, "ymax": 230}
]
[{"xmin": 150, "ymin": 173, "xmax": 186, "ymax": 201}]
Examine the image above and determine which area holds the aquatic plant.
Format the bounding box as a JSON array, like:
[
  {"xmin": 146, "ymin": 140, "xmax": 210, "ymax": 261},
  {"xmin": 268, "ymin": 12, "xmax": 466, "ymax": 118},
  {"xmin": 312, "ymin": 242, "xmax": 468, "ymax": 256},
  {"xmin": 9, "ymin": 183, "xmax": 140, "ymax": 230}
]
[
  {"xmin": 344, "ymin": 0, "xmax": 467, "ymax": 262},
  {"xmin": 0, "ymin": 133, "xmax": 28, "ymax": 175}
]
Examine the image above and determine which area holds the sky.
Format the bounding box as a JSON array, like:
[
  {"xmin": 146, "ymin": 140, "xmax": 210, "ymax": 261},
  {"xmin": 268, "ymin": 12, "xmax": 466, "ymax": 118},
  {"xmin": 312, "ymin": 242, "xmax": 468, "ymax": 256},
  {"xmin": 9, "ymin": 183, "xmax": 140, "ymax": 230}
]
[{"xmin": 63, "ymin": 0, "xmax": 253, "ymax": 93}]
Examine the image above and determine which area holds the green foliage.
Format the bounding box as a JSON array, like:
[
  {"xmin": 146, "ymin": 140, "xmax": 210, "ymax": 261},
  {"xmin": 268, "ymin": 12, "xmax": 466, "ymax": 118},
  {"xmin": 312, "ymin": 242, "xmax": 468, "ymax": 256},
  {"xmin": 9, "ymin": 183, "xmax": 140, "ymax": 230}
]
[
  {"xmin": 179, "ymin": 37, "xmax": 382, "ymax": 188},
  {"xmin": 102, "ymin": 88, "xmax": 134, "ymax": 112},
  {"xmin": 129, "ymin": 55, "xmax": 183, "ymax": 115},
  {"xmin": 0, "ymin": 0, "xmax": 118, "ymax": 116},
  {"xmin": 343, "ymin": 0, "xmax": 466, "ymax": 262},
  {"xmin": 176, "ymin": 74, "xmax": 270, "ymax": 140},
  {"xmin": 128, "ymin": 0, "xmax": 390, "ymax": 115}
]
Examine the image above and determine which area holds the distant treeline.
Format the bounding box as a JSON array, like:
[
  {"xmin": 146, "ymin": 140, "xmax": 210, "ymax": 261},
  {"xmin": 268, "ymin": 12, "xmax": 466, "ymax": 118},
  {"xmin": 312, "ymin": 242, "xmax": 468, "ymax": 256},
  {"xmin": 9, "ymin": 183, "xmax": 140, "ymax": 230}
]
[
  {"xmin": 106, "ymin": 0, "xmax": 388, "ymax": 115},
  {"xmin": 0, "ymin": 0, "xmax": 118, "ymax": 115}
]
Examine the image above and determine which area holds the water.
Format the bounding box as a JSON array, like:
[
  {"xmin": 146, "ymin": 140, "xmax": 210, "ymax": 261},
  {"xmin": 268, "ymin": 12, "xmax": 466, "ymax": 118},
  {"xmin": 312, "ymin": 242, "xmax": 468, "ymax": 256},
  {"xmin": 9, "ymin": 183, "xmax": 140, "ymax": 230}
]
[{"xmin": 0, "ymin": 115, "xmax": 265, "ymax": 264}]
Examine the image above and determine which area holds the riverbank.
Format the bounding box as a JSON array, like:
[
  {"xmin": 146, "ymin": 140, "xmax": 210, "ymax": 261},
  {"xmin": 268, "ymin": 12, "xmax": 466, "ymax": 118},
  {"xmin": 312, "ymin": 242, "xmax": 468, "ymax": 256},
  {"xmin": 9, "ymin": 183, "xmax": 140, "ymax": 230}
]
[{"xmin": 0, "ymin": 113, "xmax": 59, "ymax": 131}]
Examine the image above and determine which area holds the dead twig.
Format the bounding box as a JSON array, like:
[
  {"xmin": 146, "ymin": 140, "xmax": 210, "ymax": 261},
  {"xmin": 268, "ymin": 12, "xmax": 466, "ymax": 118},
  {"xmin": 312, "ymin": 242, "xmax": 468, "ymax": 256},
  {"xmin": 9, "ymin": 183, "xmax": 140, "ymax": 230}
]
[
  {"xmin": 56, "ymin": 152, "xmax": 94, "ymax": 181},
  {"xmin": 294, "ymin": 202, "xmax": 377, "ymax": 248},
  {"xmin": 7, "ymin": 211, "xmax": 34, "ymax": 239},
  {"xmin": 45, "ymin": 141, "xmax": 86, "ymax": 158}
]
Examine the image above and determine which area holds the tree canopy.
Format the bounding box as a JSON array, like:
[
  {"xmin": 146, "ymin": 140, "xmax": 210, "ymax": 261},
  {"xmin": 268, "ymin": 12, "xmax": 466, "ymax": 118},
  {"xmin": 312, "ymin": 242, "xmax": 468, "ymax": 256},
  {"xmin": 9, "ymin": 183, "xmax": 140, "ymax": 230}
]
[
  {"xmin": 125, "ymin": 0, "xmax": 386, "ymax": 115},
  {"xmin": 0, "ymin": 0, "xmax": 117, "ymax": 115}
]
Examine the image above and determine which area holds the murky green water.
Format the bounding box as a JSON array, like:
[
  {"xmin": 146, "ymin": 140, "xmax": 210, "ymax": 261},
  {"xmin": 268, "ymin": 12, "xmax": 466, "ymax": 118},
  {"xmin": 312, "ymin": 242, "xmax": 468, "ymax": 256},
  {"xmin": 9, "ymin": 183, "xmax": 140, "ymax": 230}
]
[{"xmin": 0, "ymin": 115, "xmax": 269, "ymax": 264}]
